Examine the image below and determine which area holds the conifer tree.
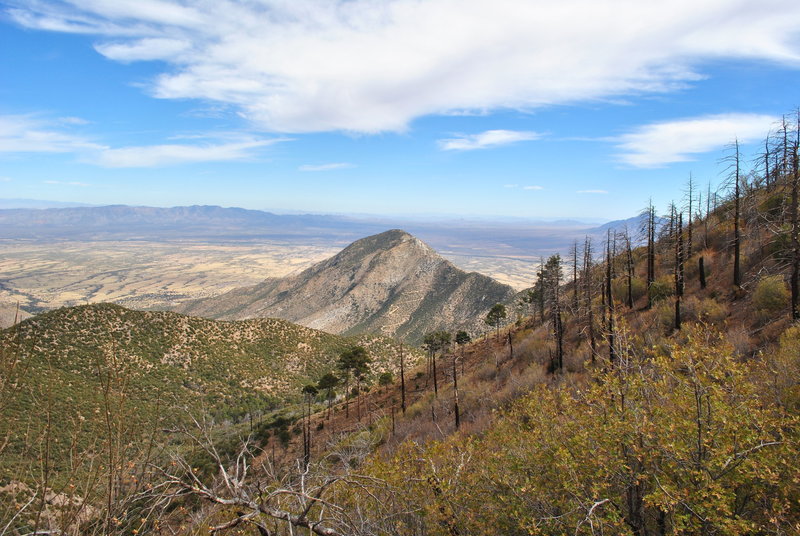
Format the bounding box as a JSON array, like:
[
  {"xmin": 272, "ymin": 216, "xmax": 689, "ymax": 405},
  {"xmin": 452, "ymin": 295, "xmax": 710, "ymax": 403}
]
[
  {"xmin": 485, "ymin": 304, "xmax": 507, "ymax": 341},
  {"xmin": 317, "ymin": 372, "xmax": 339, "ymax": 419}
]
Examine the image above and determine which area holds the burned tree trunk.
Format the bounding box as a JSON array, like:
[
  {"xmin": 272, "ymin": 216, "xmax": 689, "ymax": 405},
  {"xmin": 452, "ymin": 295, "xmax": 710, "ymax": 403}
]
[
  {"xmin": 624, "ymin": 231, "xmax": 634, "ymax": 309},
  {"xmin": 675, "ymin": 212, "xmax": 684, "ymax": 331},
  {"xmin": 583, "ymin": 237, "xmax": 597, "ymax": 361},
  {"xmin": 792, "ymin": 112, "xmax": 800, "ymax": 319},
  {"xmin": 733, "ymin": 139, "xmax": 742, "ymax": 288},
  {"xmin": 606, "ymin": 231, "xmax": 616, "ymax": 364},
  {"xmin": 400, "ymin": 343, "xmax": 406, "ymax": 414}
]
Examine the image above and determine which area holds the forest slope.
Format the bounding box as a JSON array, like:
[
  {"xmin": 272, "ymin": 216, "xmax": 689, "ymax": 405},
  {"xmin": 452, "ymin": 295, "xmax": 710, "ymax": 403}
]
[{"xmin": 0, "ymin": 303, "xmax": 420, "ymax": 483}]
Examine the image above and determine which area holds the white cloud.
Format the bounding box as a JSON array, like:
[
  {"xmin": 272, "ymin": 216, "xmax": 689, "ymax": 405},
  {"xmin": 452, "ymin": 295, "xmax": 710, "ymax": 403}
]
[
  {"xmin": 614, "ymin": 113, "xmax": 778, "ymax": 167},
  {"xmin": 43, "ymin": 180, "xmax": 90, "ymax": 187},
  {"xmin": 0, "ymin": 115, "xmax": 103, "ymax": 153},
  {"xmin": 0, "ymin": 114, "xmax": 287, "ymax": 167},
  {"xmin": 92, "ymin": 138, "xmax": 288, "ymax": 167},
  {"xmin": 59, "ymin": 116, "xmax": 91, "ymax": 125},
  {"xmin": 503, "ymin": 184, "xmax": 519, "ymax": 188},
  {"xmin": 523, "ymin": 185, "xmax": 544, "ymax": 190},
  {"xmin": 9, "ymin": 0, "xmax": 800, "ymax": 133},
  {"xmin": 439, "ymin": 130, "xmax": 541, "ymax": 151},
  {"xmin": 577, "ymin": 189, "xmax": 609, "ymax": 194},
  {"xmin": 95, "ymin": 38, "xmax": 191, "ymax": 62},
  {"xmin": 298, "ymin": 162, "xmax": 355, "ymax": 172}
]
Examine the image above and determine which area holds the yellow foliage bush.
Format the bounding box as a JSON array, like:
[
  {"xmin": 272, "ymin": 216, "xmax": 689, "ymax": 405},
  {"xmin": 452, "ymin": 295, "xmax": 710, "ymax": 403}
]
[{"xmin": 752, "ymin": 274, "xmax": 789, "ymax": 320}]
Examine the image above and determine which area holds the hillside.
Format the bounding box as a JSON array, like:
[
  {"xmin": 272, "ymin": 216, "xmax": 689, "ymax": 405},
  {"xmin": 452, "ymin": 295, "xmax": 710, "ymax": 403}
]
[
  {"xmin": 4, "ymin": 128, "xmax": 800, "ymax": 535},
  {"xmin": 157, "ymin": 138, "xmax": 800, "ymax": 535},
  {"xmin": 0, "ymin": 303, "xmax": 420, "ymax": 483},
  {"xmin": 178, "ymin": 229, "xmax": 517, "ymax": 343}
]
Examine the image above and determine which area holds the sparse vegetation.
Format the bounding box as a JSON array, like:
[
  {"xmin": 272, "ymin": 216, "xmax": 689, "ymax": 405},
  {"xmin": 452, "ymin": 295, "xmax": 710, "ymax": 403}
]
[{"xmin": 3, "ymin": 113, "xmax": 800, "ymax": 536}]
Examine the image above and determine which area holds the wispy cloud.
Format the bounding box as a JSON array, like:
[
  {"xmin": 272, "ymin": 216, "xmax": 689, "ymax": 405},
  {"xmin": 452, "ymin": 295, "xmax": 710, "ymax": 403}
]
[
  {"xmin": 0, "ymin": 115, "xmax": 103, "ymax": 153},
  {"xmin": 439, "ymin": 130, "xmax": 541, "ymax": 151},
  {"xmin": 577, "ymin": 189, "xmax": 609, "ymax": 194},
  {"xmin": 43, "ymin": 180, "xmax": 90, "ymax": 187},
  {"xmin": 614, "ymin": 113, "xmax": 778, "ymax": 168},
  {"xmin": 92, "ymin": 138, "xmax": 289, "ymax": 167},
  {"xmin": 523, "ymin": 185, "xmax": 544, "ymax": 190},
  {"xmin": 10, "ymin": 1, "xmax": 800, "ymax": 133},
  {"xmin": 298, "ymin": 162, "xmax": 355, "ymax": 172},
  {"xmin": 0, "ymin": 114, "xmax": 289, "ymax": 167},
  {"xmin": 59, "ymin": 116, "xmax": 91, "ymax": 125}
]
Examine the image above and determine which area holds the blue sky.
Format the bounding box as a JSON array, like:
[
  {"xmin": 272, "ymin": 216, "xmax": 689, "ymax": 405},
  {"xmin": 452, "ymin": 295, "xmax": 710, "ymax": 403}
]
[{"xmin": 1, "ymin": 0, "xmax": 799, "ymax": 220}]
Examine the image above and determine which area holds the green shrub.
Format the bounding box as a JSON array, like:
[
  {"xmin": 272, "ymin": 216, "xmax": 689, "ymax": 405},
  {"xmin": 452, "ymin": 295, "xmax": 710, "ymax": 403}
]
[
  {"xmin": 753, "ymin": 275, "xmax": 789, "ymax": 320},
  {"xmin": 694, "ymin": 297, "xmax": 729, "ymax": 324},
  {"xmin": 766, "ymin": 228, "xmax": 792, "ymax": 262},
  {"xmin": 378, "ymin": 372, "xmax": 394, "ymax": 386},
  {"xmin": 655, "ymin": 301, "xmax": 676, "ymax": 331},
  {"xmin": 759, "ymin": 193, "xmax": 786, "ymax": 219},
  {"xmin": 649, "ymin": 276, "xmax": 674, "ymax": 302},
  {"xmin": 612, "ymin": 276, "xmax": 647, "ymax": 304}
]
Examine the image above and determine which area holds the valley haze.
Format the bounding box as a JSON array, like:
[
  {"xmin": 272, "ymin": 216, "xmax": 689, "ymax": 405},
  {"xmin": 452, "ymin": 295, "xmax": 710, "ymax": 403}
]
[{"xmin": 0, "ymin": 203, "xmax": 626, "ymax": 318}]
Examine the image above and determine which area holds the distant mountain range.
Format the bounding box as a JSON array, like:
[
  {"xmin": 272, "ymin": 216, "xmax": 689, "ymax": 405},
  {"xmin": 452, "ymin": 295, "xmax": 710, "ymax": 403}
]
[
  {"xmin": 0, "ymin": 204, "xmax": 378, "ymax": 241},
  {"xmin": 178, "ymin": 229, "xmax": 517, "ymax": 343},
  {"xmin": 0, "ymin": 198, "xmax": 97, "ymax": 209},
  {"xmin": 0, "ymin": 202, "xmax": 643, "ymax": 257}
]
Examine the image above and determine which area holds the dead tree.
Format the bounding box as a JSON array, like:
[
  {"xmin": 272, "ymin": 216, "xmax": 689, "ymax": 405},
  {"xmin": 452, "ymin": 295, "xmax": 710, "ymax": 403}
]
[
  {"xmin": 725, "ymin": 139, "xmax": 743, "ymax": 288},
  {"xmin": 583, "ymin": 236, "xmax": 597, "ymax": 361},
  {"xmin": 399, "ymin": 343, "xmax": 406, "ymax": 414},
  {"xmin": 704, "ymin": 181, "xmax": 713, "ymax": 249},
  {"xmin": 791, "ymin": 112, "xmax": 800, "ymax": 319},
  {"xmin": 571, "ymin": 239, "xmax": 579, "ymax": 312},
  {"xmin": 159, "ymin": 419, "xmax": 395, "ymax": 536},
  {"xmin": 623, "ymin": 230, "xmax": 634, "ymax": 309},
  {"xmin": 605, "ymin": 230, "xmax": 616, "ymax": 363},
  {"xmin": 452, "ymin": 353, "xmax": 460, "ymax": 431},
  {"xmin": 643, "ymin": 201, "xmax": 656, "ymax": 308},
  {"xmin": 675, "ymin": 212, "xmax": 684, "ymax": 330},
  {"xmin": 686, "ymin": 173, "xmax": 694, "ymax": 259}
]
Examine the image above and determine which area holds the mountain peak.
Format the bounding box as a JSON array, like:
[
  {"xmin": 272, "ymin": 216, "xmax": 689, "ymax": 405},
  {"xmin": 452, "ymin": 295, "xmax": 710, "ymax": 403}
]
[
  {"xmin": 332, "ymin": 229, "xmax": 434, "ymax": 262},
  {"xmin": 178, "ymin": 229, "xmax": 515, "ymax": 343}
]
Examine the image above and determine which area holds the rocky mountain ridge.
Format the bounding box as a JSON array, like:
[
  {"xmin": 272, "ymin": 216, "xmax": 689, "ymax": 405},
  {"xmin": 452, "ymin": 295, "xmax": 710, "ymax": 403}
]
[{"xmin": 178, "ymin": 229, "xmax": 517, "ymax": 343}]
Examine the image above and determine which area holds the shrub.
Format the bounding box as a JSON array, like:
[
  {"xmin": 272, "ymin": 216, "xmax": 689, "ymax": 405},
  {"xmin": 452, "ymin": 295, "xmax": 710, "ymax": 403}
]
[
  {"xmin": 655, "ymin": 301, "xmax": 676, "ymax": 331},
  {"xmin": 378, "ymin": 372, "xmax": 393, "ymax": 386},
  {"xmin": 649, "ymin": 276, "xmax": 674, "ymax": 303},
  {"xmin": 766, "ymin": 228, "xmax": 792, "ymax": 263},
  {"xmin": 753, "ymin": 275, "xmax": 789, "ymax": 320},
  {"xmin": 694, "ymin": 297, "xmax": 728, "ymax": 324},
  {"xmin": 612, "ymin": 276, "xmax": 647, "ymax": 304}
]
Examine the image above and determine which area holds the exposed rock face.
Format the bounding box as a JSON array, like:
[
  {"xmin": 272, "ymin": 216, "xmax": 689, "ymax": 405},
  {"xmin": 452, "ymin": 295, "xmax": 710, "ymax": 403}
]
[{"xmin": 178, "ymin": 230, "xmax": 516, "ymax": 343}]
